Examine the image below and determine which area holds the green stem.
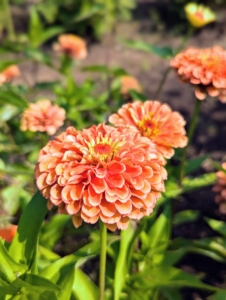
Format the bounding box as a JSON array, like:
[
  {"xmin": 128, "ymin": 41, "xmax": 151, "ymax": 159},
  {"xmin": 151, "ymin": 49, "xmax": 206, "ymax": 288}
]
[
  {"xmin": 179, "ymin": 98, "xmax": 202, "ymax": 185},
  {"xmin": 154, "ymin": 26, "xmax": 194, "ymax": 99},
  {"xmin": 99, "ymin": 221, "xmax": 107, "ymax": 300},
  {"xmin": 2, "ymin": 0, "xmax": 15, "ymax": 41}
]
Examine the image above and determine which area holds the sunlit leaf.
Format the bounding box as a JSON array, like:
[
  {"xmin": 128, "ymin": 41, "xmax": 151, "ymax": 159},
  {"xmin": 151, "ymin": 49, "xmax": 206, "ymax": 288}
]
[{"xmin": 173, "ymin": 210, "xmax": 200, "ymax": 226}]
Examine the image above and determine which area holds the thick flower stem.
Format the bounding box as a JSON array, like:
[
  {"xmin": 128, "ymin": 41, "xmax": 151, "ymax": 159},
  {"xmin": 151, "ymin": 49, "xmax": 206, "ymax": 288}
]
[
  {"xmin": 99, "ymin": 221, "xmax": 107, "ymax": 300},
  {"xmin": 179, "ymin": 98, "xmax": 202, "ymax": 185}
]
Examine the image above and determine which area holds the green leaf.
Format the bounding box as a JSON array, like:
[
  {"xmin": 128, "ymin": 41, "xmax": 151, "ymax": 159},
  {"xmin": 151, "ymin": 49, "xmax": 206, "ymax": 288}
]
[
  {"xmin": 0, "ymin": 104, "xmax": 19, "ymax": 123},
  {"xmin": 82, "ymin": 65, "xmax": 109, "ymax": 74},
  {"xmin": 72, "ymin": 268, "xmax": 99, "ymax": 300},
  {"xmin": 160, "ymin": 288, "xmax": 183, "ymax": 300},
  {"xmin": 208, "ymin": 290, "xmax": 226, "ymax": 300},
  {"xmin": 23, "ymin": 274, "xmax": 61, "ymax": 292},
  {"xmin": 38, "ymin": 27, "xmax": 64, "ymax": 46},
  {"xmin": 182, "ymin": 173, "xmax": 217, "ymax": 192},
  {"xmin": 114, "ymin": 222, "xmax": 134, "ymax": 300},
  {"xmin": 1, "ymin": 185, "xmax": 21, "ymax": 215},
  {"xmin": 28, "ymin": 6, "xmax": 44, "ymax": 48},
  {"xmin": 0, "ymin": 60, "xmax": 21, "ymax": 72},
  {"xmin": 9, "ymin": 192, "xmax": 48, "ymax": 268},
  {"xmin": 185, "ymin": 155, "xmax": 208, "ymax": 175},
  {"xmin": 57, "ymin": 266, "xmax": 74, "ymax": 300},
  {"xmin": 205, "ymin": 218, "xmax": 226, "ymax": 237},
  {"xmin": 123, "ymin": 40, "xmax": 173, "ymax": 58},
  {"xmin": 0, "ymin": 89, "xmax": 28, "ymax": 109},
  {"xmin": 25, "ymin": 48, "xmax": 52, "ymax": 66},
  {"xmin": 173, "ymin": 210, "xmax": 200, "ymax": 226},
  {"xmin": 129, "ymin": 90, "xmax": 147, "ymax": 101},
  {"xmin": 40, "ymin": 241, "xmax": 100, "ymax": 282},
  {"xmin": 0, "ymin": 239, "xmax": 27, "ymax": 277},
  {"xmin": 72, "ymin": 4, "xmax": 103, "ymax": 23},
  {"xmin": 40, "ymin": 215, "xmax": 70, "ymax": 250},
  {"xmin": 131, "ymin": 265, "xmax": 219, "ymax": 291}
]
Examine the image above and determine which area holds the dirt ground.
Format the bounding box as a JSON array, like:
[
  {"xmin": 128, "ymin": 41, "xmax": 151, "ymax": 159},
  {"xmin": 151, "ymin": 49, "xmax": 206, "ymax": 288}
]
[{"xmin": 7, "ymin": 3, "xmax": 226, "ymax": 299}]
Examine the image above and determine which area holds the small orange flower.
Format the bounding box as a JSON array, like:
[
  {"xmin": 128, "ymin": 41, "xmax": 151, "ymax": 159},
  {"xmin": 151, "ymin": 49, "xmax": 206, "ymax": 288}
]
[
  {"xmin": 185, "ymin": 3, "xmax": 216, "ymax": 28},
  {"xmin": 21, "ymin": 99, "xmax": 66, "ymax": 135},
  {"xmin": 120, "ymin": 76, "xmax": 142, "ymax": 95},
  {"xmin": 35, "ymin": 124, "xmax": 167, "ymax": 231},
  {"xmin": 0, "ymin": 224, "xmax": 17, "ymax": 242},
  {"xmin": 171, "ymin": 47, "xmax": 226, "ymax": 103},
  {"xmin": 109, "ymin": 101, "xmax": 188, "ymax": 159},
  {"xmin": 0, "ymin": 65, "xmax": 20, "ymax": 85},
  {"xmin": 213, "ymin": 163, "xmax": 226, "ymax": 214},
  {"xmin": 54, "ymin": 34, "xmax": 87, "ymax": 59}
]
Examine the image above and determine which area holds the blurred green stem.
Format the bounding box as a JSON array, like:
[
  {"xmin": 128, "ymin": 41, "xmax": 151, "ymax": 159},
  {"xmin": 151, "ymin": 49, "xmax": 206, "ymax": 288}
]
[
  {"xmin": 154, "ymin": 26, "xmax": 194, "ymax": 99},
  {"xmin": 99, "ymin": 221, "xmax": 107, "ymax": 300},
  {"xmin": 2, "ymin": 0, "xmax": 15, "ymax": 41},
  {"xmin": 179, "ymin": 98, "xmax": 202, "ymax": 185}
]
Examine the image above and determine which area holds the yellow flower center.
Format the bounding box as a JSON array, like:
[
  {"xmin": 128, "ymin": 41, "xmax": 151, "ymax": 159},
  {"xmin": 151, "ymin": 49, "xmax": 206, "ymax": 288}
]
[
  {"xmin": 137, "ymin": 114, "xmax": 160, "ymax": 138},
  {"xmin": 88, "ymin": 137, "xmax": 124, "ymax": 163}
]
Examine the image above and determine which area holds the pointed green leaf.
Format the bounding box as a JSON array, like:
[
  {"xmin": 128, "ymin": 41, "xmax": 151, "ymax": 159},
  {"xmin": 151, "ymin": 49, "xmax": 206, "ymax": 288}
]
[
  {"xmin": 9, "ymin": 192, "xmax": 48, "ymax": 268},
  {"xmin": 205, "ymin": 218, "xmax": 226, "ymax": 237},
  {"xmin": 72, "ymin": 268, "xmax": 99, "ymax": 300},
  {"xmin": 173, "ymin": 210, "xmax": 200, "ymax": 226}
]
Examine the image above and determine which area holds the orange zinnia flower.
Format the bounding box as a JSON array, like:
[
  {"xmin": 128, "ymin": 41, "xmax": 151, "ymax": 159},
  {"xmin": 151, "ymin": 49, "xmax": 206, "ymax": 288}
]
[
  {"xmin": 21, "ymin": 99, "xmax": 66, "ymax": 135},
  {"xmin": 120, "ymin": 76, "xmax": 142, "ymax": 95},
  {"xmin": 185, "ymin": 3, "xmax": 216, "ymax": 28},
  {"xmin": 213, "ymin": 163, "xmax": 226, "ymax": 214},
  {"xmin": 0, "ymin": 224, "xmax": 17, "ymax": 242},
  {"xmin": 0, "ymin": 65, "xmax": 20, "ymax": 85},
  {"xmin": 170, "ymin": 47, "xmax": 226, "ymax": 102},
  {"xmin": 54, "ymin": 34, "xmax": 87, "ymax": 59},
  {"xmin": 109, "ymin": 101, "xmax": 188, "ymax": 159},
  {"xmin": 35, "ymin": 124, "xmax": 167, "ymax": 231}
]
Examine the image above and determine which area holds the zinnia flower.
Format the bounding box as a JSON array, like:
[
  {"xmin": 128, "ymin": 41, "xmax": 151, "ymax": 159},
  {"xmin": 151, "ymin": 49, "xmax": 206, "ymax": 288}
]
[
  {"xmin": 185, "ymin": 3, "xmax": 216, "ymax": 28},
  {"xmin": 0, "ymin": 65, "xmax": 20, "ymax": 85},
  {"xmin": 170, "ymin": 47, "xmax": 226, "ymax": 102},
  {"xmin": 109, "ymin": 101, "xmax": 188, "ymax": 159},
  {"xmin": 35, "ymin": 123, "xmax": 167, "ymax": 231},
  {"xmin": 213, "ymin": 163, "xmax": 226, "ymax": 214},
  {"xmin": 21, "ymin": 99, "xmax": 66, "ymax": 135},
  {"xmin": 0, "ymin": 224, "xmax": 17, "ymax": 243},
  {"xmin": 120, "ymin": 76, "xmax": 142, "ymax": 95},
  {"xmin": 53, "ymin": 34, "xmax": 87, "ymax": 59}
]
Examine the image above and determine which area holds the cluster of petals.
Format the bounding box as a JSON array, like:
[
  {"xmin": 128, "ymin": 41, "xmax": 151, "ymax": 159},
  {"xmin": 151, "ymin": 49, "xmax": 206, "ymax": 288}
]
[
  {"xmin": 120, "ymin": 76, "xmax": 142, "ymax": 95},
  {"xmin": 212, "ymin": 163, "xmax": 226, "ymax": 214},
  {"xmin": 185, "ymin": 2, "xmax": 216, "ymax": 28},
  {"xmin": 0, "ymin": 224, "xmax": 17, "ymax": 243},
  {"xmin": 109, "ymin": 101, "xmax": 188, "ymax": 159},
  {"xmin": 35, "ymin": 123, "xmax": 167, "ymax": 231},
  {"xmin": 21, "ymin": 99, "xmax": 66, "ymax": 135},
  {"xmin": 0, "ymin": 65, "xmax": 20, "ymax": 85},
  {"xmin": 170, "ymin": 47, "xmax": 226, "ymax": 102},
  {"xmin": 54, "ymin": 34, "xmax": 87, "ymax": 60}
]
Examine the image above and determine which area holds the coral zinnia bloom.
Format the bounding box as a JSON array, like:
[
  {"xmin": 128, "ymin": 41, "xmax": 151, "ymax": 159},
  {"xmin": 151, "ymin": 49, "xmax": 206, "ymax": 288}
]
[
  {"xmin": 109, "ymin": 101, "xmax": 188, "ymax": 159},
  {"xmin": 185, "ymin": 3, "xmax": 215, "ymax": 28},
  {"xmin": 120, "ymin": 76, "xmax": 142, "ymax": 95},
  {"xmin": 54, "ymin": 34, "xmax": 87, "ymax": 60},
  {"xmin": 35, "ymin": 124, "xmax": 167, "ymax": 231},
  {"xmin": 0, "ymin": 65, "xmax": 20, "ymax": 85},
  {"xmin": 0, "ymin": 225, "xmax": 17, "ymax": 243},
  {"xmin": 170, "ymin": 47, "xmax": 226, "ymax": 102},
  {"xmin": 213, "ymin": 163, "xmax": 226, "ymax": 214},
  {"xmin": 21, "ymin": 99, "xmax": 66, "ymax": 135}
]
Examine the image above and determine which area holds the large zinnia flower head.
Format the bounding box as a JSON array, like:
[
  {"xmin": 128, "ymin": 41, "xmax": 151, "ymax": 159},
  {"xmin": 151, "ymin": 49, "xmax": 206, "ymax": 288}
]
[
  {"xmin": 170, "ymin": 47, "xmax": 226, "ymax": 102},
  {"xmin": 109, "ymin": 101, "xmax": 188, "ymax": 159},
  {"xmin": 185, "ymin": 2, "xmax": 216, "ymax": 28},
  {"xmin": 213, "ymin": 163, "xmax": 226, "ymax": 214},
  {"xmin": 21, "ymin": 99, "xmax": 66, "ymax": 135},
  {"xmin": 54, "ymin": 34, "xmax": 87, "ymax": 60},
  {"xmin": 35, "ymin": 123, "xmax": 167, "ymax": 231}
]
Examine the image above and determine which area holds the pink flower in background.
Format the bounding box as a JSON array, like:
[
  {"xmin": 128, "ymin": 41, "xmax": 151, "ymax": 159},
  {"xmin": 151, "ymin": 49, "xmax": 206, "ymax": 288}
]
[
  {"xmin": 0, "ymin": 65, "xmax": 20, "ymax": 85},
  {"xmin": 120, "ymin": 76, "xmax": 142, "ymax": 95},
  {"xmin": 109, "ymin": 100, "xmax": 188, "ymax": 159},
  {"xmin": 21, "ymin": 99, "xmax": 66, "ymax": 135},
  {"xmin": 0, "ymin": 224, "xmax": 17, "ymax": 243},
  {"xmin": 170, "ymin": 47, "xmax": 226, "ymax": 103},
  {"xmin": 35, "ymin": 124, "xmax": 167, "ymax": 231},
  {"xmin": 54, "ymin": 34, "xmax": 87, "ymax": 59},
  {"xmin": 213, "ymin": 163, "xmax": 226, "ymax": 214}
]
